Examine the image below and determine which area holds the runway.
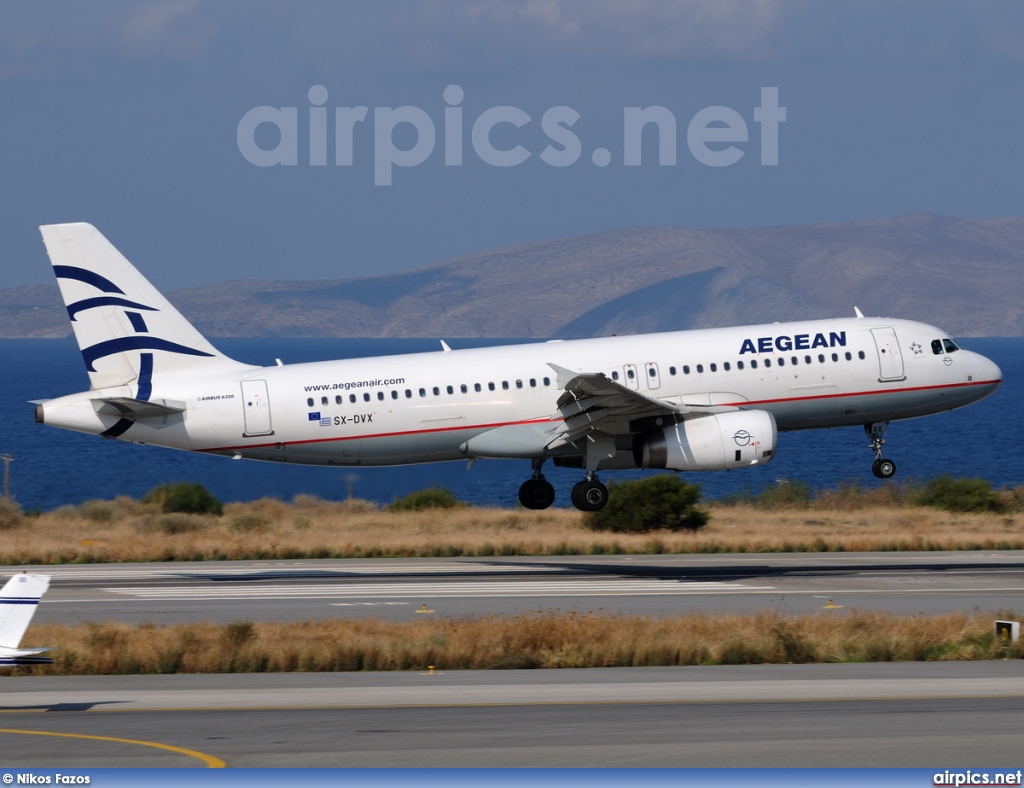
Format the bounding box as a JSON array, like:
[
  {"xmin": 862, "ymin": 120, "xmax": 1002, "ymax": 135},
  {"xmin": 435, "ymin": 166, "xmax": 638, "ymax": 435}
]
[
  {"xmin": 3, "ymin": 552, "xmax": 1023, "ymax": 767},
  {"xmin": 2, "ymin": 663, "xmax": 1023, "ymax": 767},
  {"xmin": 14, "ymin": 551, "xmax": 1024, "ymax": 625}
]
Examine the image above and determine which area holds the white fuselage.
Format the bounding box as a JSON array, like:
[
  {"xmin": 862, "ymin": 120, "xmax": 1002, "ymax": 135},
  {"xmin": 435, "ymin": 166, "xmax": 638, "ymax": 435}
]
[{"xmin": 39, "ymin": 316, "xmax": 1002, "ymax": 470}]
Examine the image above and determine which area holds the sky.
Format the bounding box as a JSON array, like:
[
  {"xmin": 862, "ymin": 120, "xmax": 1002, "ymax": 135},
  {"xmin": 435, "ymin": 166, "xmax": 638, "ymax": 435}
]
[{"xmin": 2, "ymin": 0, "xmax": 1023, "ymax": 291}]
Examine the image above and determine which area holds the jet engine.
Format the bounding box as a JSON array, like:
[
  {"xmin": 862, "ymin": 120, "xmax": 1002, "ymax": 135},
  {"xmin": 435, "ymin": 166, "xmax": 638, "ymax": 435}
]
[{"xmin": 633, "ymin": 410, "xmax": 777, "ymax": 471}]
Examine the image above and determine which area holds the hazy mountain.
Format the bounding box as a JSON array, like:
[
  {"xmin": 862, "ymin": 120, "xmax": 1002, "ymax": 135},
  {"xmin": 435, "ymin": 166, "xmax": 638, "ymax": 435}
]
[{"xmin": 4, "ymin": 213, "xmax": 1023, "ymax": 339}]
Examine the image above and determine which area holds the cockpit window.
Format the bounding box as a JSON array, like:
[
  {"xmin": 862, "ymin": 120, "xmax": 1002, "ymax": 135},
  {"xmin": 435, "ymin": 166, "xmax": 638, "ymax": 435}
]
[
  {"xmin": 931, "ymin": 339, "xmax": 944, "ymax": 355},
  {"xmin": 943, "ymin": 338, "xmax": 960, "ymax": 353}
]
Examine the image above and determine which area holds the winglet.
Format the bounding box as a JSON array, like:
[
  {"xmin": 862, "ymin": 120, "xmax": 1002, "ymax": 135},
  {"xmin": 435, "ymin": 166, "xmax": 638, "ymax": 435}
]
[
  {"xmin": 854, "ymin": 306, "xmax": 864, "ymax": 318},
  {"xmin": 440, "ymin": 340, "xmax": 452, "ymax": 352},
  {"xmin": 0, "ymin": 573, "xmax": 53, "ymax": 666}
]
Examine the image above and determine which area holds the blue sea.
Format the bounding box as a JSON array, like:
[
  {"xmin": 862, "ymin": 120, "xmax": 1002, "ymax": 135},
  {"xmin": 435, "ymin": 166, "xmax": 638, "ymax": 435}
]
[{"xmin": 1, "ymin": 337, "xmax": 1019, "ymax": 511}]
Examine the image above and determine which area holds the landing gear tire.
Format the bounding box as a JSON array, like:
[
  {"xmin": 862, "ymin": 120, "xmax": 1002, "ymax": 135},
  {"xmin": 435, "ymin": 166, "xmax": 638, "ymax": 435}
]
[
  {"xmin": 872, "ymin": 458, "xmax": 896, "ymax": 479},
  {"xmin": 571, "ymin": 479, "xmax": 608, "ymax": 512},
  {"xmin": 518, "ymin": 478, "xmax": 555, "ymax": 510}
]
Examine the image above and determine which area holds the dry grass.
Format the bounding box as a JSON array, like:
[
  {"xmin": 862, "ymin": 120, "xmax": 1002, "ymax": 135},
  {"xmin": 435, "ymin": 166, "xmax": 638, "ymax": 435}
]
[
  {"xmin": 11, "ymin": 610, "xmax": 1021, "ymax": 675},
  {"xmin": 0, "ymin": 494, "xmax": 1023, "ymax": 565}
]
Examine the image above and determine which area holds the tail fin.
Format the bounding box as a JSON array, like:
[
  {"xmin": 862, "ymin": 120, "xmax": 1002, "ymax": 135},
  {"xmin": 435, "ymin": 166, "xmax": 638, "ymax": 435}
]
[
  {"xmin": 40, "ymin": 223, "xmax": 250, "ymax": 391},
  {"xmin": 0, "ymin": 573, "xmax": 52, "ymax": 666}
]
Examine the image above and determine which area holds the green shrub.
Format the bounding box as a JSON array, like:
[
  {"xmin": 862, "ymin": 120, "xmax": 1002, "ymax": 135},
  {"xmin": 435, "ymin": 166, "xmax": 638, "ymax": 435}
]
[
  {"xmin": 230, "ymin": 513, "xmax": 271, "ymax": 533},
  {"xmin": 78, "ymin": 499, "xmax": 119, "ymax": 524},
  {"xmin": 913, "ymin": 475, "xmax": 1004, "ymax": 513},
  {"xmin": 754, "ymin": 479, "xmax": 812, "ymax": 509},
  {"xmin": 143, "ymin": 482, "xmax": 223, "ymax": 516},
  {"xmin": 387, "ymin": 487, "xmax": 464, "ymax": 511},
  {"xmin": 584, "ymin": 475, "xmax": 708, "ymax": 533},
  {"xmin": 0, "ymin": 498, "xmax": 23, "ymax": 530}
]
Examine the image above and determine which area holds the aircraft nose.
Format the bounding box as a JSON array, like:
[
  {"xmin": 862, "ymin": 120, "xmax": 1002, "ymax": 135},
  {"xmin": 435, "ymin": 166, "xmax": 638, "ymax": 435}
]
[{"xmin": 974, "ymin": 351, "xmax": 1002, "ymax": 392}]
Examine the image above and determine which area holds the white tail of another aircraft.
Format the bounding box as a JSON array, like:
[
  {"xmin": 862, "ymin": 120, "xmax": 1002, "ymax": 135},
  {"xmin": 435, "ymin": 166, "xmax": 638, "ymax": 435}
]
[
  {"xmin": 0, "ymin": 573, "xmax": 53, "ymax": 667},
  {"xmin": 39, "ymin": 223, "xmax": 250, "ymax": 392}
]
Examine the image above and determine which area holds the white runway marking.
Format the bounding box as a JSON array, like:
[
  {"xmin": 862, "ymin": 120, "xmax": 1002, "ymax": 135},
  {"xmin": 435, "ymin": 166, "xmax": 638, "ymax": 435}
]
[
  {"xmin": 30, "ymin": 563, "xmax": 575, "ymax": 581},
  {"xmin": 99, "ymin": 579, "xmax": 775, "ymax": 600}
]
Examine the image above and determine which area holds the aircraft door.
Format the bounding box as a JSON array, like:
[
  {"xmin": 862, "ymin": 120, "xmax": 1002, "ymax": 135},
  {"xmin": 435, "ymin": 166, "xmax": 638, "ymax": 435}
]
[
  {"xmin": 645, "ymin": 362, "xmax": 661, "ymax": 390},
  {"xmin": 871, "ymin": 327, "xmax": 905, "ymax": 381},
  {"xmin": 241, "ymin": 379, "xmax": 273, "ymax": 436},
  {"xmin": 623, "ymin": 364, "xmax": 640, "ymax": 390}
]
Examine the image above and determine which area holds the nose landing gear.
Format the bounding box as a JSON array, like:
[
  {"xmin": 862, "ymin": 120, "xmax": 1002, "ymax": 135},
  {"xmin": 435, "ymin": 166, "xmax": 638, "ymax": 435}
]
[{"xmin": 866, "ymin": 422, "xmax": 896, "ymax": 479}]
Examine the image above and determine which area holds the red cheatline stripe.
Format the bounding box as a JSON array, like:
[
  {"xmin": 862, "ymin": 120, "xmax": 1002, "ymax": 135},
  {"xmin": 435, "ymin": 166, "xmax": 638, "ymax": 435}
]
[
  {"xmin": 197, "ymin": 378, "xmax": 999, "ymax": 455},
  {"xmin": 199, "ymin": 416, "xmax": 555, "ymax": 453}
]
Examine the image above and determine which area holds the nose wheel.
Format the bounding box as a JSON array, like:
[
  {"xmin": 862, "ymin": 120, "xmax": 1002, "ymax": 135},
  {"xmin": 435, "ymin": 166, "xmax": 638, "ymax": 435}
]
[
  {"xmin": 866, "ymin": 423, "xmax": 896, "ymax": 479},
  {"xmin": 871, "ymin": 458, "xmax": 896, "ymax": 479}
]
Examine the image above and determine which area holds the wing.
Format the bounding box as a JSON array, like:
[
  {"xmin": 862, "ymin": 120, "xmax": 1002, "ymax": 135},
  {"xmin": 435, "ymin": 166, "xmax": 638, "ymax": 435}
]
[{"xmin": 546, "ymin": 363, "xmax": 742, "ymax": 449}]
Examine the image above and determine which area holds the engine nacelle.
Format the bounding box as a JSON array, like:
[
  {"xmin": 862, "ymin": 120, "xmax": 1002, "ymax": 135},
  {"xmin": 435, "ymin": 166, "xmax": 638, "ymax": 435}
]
[{"xmin": 633, "ymin": 411, "xmax": 777, "ymax": 471}]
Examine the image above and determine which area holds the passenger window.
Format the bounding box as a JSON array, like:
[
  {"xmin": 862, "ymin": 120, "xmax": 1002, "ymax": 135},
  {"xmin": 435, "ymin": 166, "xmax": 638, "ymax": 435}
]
[
  {"xmin": 723, "ymin": 362, "xmax": 731, "ymax": 371},
  {"xmin": 831, "ymin": 353, "xmax": 839, "ymax": 362},
  {"xmin": 805, "ymin": 355, "xmax": 812, "ymax": 364},
  {"xmin": 669, "ymin": 366, "xmax": 677, "ymax": 376},
  {"xmin": 321, "ymin": 396, "xmax": 328, "ymax": 406},
  {"xmin": 391, "ymin": 391, "xmax": 399, "ymax": 400},
  {"xmin": 709, "ymin": 363, "xmax": 717, "ymax": 372},
  {"xmin": 307, "ymin": 398, "xmax": 314, "ymax": 407},
  {"xmin": 516, "ymin": 380, "xmax": 523, "ymax": 389},
  {"xmin": 818, "ymin": 354, "xmax": 825, "ymax": 363},
  {"xmin": 377, "ymin": 392, "xmax": 385, "ymax": 401},
  {"xmin": 931, "ymin": 339, "xmax": 944, "ymax": 355},
  {"xmin": 764, "ymin": 359, "xmax": 771, "ymax": 368},
  {"xmin": 502, "ymin": 381, "xmax": 509, "ymax": 390},
  {"xmin": 845, "ymin": 352, "xmax": 852, "ymax": 361},
  {"xmin": 335, "ymin": 395, "xmax": 342, "ymax": 404},
  {"xmin": 433, "ymin": 387, "xmax": 440, "ymax": 396},
  {"xmin": 611, "ymin": 371, "xmax": 619, "ymax": 380},
  {"xmin": 419, "ymin": 388, "xmax": 426, "ymax": 398},
  {"xmin": 350, "ymin": 394, "xmax": 356, "ymax": 403},
  {"xmin": 363, "ymin": 393, "xmax": 370, "ymax": 402},
  {"xmin": 737, "ymin": 361, "xmax": 744, "ymax": 370},
  {"xmin": 751, "ymin": 360, "xmax": 758, "ymax": 369},
  {"xmin": 858, "ymin": 351, "xmax": 865, "ymax": 360},
  {"xmin": 530, "ymin": 378, "xmax": 537, "ymax": 387},
  {"xmin": 447, "ymin": 385, "xmax": 454, "ymax": 395},
  {"xmin": 460, "ymin": 384, "xmax": 468, "ymax": 394},
  {"xmin": 488, "ymin": 382, "xmax": 495, "ymax": 391},
  {"xmin": 626, "ymin": 369, "xmax": 635, "ymax": 379},
  {"xmin": 777, "ymin": 358, "xmax": 784, "ymax": 367},
  {"xmin": 683, "ymin": 365, "xmax": 690, "ymax": 374},
  {"xmin": 696, "ymin": 364, "xmax": 704, "ymax": 373},
  {"xmin": 791, "ymin": 357, "xmax": 798, "ymax": 365},
  {"xmin": 474, "ymin": 383, "xmax": 481, "ymax": 392},
  {"xmin": 543, "ymin": 377, "xmax": 551, "ymax": 386}
]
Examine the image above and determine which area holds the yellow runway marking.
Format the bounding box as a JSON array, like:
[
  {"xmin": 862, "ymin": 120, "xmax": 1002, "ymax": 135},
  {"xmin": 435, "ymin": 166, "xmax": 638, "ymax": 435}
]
[{"xmin": 0, "ymin": 728, "xmax": 226, "ymax": 768}]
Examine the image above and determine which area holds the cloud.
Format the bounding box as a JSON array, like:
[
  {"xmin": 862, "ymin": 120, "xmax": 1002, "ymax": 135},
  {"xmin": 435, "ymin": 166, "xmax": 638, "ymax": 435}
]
[
  {"xmin": 463, "ymin": 0, "xmax": 786, "ymax": 59},
  {"xmin": 121, "ymin": 0, "xmax": 212, "ymax": 60}
]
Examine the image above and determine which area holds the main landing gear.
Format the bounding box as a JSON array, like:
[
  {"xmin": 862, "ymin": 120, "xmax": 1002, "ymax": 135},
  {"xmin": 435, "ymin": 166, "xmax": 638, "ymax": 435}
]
[
  {"xmin": 866, "ymin": 422, "xmax": 896, "ymax": 479},
  {"xmin": 570, "ymin": 474, "xmax": 608, "ymax": 512},
  {"xmin": 517, "ymin": 461, "xmax": 610, "ymax": 512},
  {"xmin": 518, "ymin": 459, "xmax": 555, "ymax": 510}
]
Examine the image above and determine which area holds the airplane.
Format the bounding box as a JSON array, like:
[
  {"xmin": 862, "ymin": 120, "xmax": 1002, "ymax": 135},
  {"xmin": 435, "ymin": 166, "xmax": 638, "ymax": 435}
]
[
  {"xmin": 0, "ymin": 573, "xmax": 53, "ymax": 667},
  {"xmin": 33, "ymin": 223, "xmax": 1002, "ymax": 512}
]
